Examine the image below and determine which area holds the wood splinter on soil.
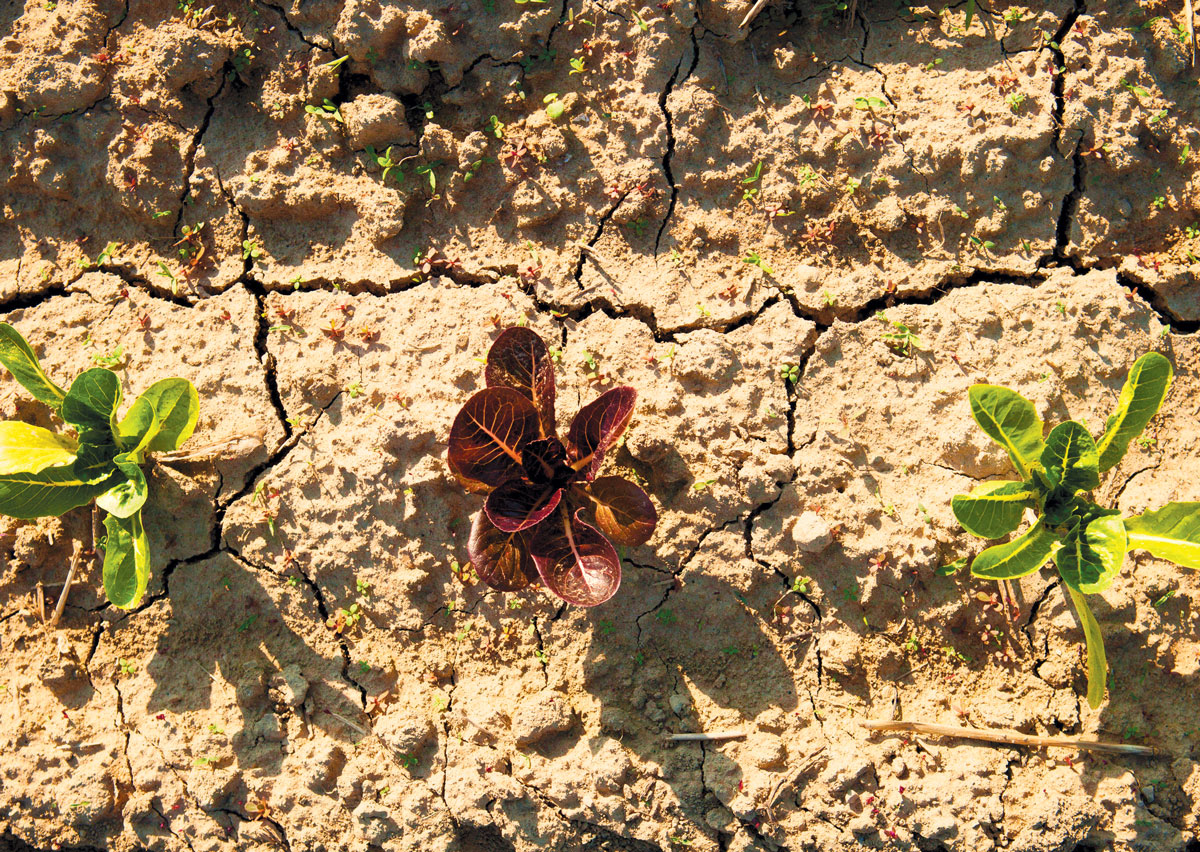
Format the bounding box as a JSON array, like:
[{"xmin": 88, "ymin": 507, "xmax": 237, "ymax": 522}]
[{"xmin": 861, "ymin": 720, "xmax": 1164, "ymax": 757}]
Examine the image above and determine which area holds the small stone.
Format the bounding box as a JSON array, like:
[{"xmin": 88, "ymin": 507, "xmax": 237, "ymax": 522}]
[
  {"xmin": 791, "ymin": 511, "xmax": 832, "ymax": 553},
  {"xmin": 511, "ymin": 690, "xmax": 575, "ymax": 746},
  {"xmin": 891, "ymin": 757, "xmax": 908, "ymax": 779},
  {"xmin": 375, "ymin": 713, "xmax": 435, "ymax": 756},
  {"xmin": 748, "ymin": 735, "xmax": 787, "ymax": 770},
  {"xmin": 342, "ymin": 93, "xmax": 415, "ymax": 150},
  {"xmin": 588, "ymin": 737, "xmax": 632, "ymax": 794},
  {"xmin": 705, "ymin": 806, "xmax": 735, "ymax": 830},
  {"xmin": 1142, "ymin": 785, "xmax": 1156, "ymax": 804},
  {"xmin": 252, "ymin": 712, "xmax": 286, "ymax": 742},
  {"xmin": 353, "ymin": 801, "xmax": 397, "ymax": 844},
  {"xmin": 755, "ymin": 707, "xmax": 786, "ymax": 733},
  {"xmin": 668, "ymin": 693, "xmax": 690, "ymax": 716},
  {"xmin": 270, "ymin": 664, "xmax": 308, "ymax": 708}
]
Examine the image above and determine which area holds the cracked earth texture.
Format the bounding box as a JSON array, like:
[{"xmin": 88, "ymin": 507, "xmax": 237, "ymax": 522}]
[{"xmin": 2, "ymin": 1, "xmax": 1200, "ymax": 851}]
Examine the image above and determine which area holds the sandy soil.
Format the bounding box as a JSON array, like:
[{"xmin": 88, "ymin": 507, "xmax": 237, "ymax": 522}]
[{"xmin": 1, "ymin": 1, "xmax": 1200, "ymax": 850}]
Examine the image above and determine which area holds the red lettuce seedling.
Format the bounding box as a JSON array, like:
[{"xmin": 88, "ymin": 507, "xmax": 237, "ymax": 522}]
[{"xmin": 448, "ymin": 327, "xmax": 656, "ymax": 606}]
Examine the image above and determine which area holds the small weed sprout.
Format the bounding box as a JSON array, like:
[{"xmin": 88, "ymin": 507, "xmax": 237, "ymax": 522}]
[
  {"xmin": 875, "ymin": 311, "xmax": 923, "ymax": 356},
  {"xmin": 242, "ymin": 239, "xmax": 264, "ymax": 262},
  {"xmin": 743, "ymin": 250, "xmax": 773, "ymax": 275},
  {"xmin": 952, "ymin": 352, "xmax": 1200, "ymax": 707},
  {"xmin": 305, "ymin": 98, "xmax": 344, "ymax": 123},
  {"xmin": 543, "ymin": 93, "xmax": 565, "ymax": 120},
  {"xmin": 741, "ymin": 161, "xmax": 763, "ymax": 203}
]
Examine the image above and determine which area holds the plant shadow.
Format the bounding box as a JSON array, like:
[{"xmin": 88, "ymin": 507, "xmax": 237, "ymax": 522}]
[{"xmin": 129, "ymin": 551, "xmax": 365, "ymax": 777}]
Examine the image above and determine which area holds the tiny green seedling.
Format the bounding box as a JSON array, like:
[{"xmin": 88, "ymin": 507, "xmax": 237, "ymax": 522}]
[
  {"xmin": 305, "ymin": 98, "xmax": 344, "ymax": 123},
  {"xmin": 875, "ymin": 311, "xmax": 922, "ymax": 356},
  {"xmin": 741, "ymin": 161, "xmax": 763, "ymax": 203},
  {"xmin": 853, "ymin": 95, "xmax": 888, "ymax": 112},
  {"xmin": 1120, "ymin": 80, "xmax": 1151, "ymax": 100},
  {"xmin": 366, "ymin": 146, "xmax": 401, "ymax": 183},
  {"xmin": 0, "ymin": 324, "xmax": 199, "ymax": 610},
  {"xmin": 743, "ymin": 250, "xmax": 773, "ymax": 275},
  {"xmin": 952, "ymin": 352, "xmax": 1199, "ymax": 707},
  {"xmin": 543, "ymin": 93, "xmax": 565, "ymax": 120}
]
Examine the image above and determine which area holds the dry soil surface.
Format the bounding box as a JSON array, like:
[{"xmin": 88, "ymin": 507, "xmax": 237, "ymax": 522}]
[{"xmin": 2, "ymin": 1, "xmax": 1200, "ymax": 851}]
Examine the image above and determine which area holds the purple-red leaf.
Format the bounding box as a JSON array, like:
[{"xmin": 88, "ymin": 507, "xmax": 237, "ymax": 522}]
[
  {"xmin": 448, "ymin": 387, "xmax": 539, "ymax": 491},
  {"xmin": 520, "ymin": 437, "xmax": 573, "ymax": 487},
  {"xmin": 587, "ymin": 476, "xmax": 657, "ymax": 547},
  {"xmin": 469, "ymin": 510, "xmax": 538, "ymax": 591},
  {"xmin": 485, "ymin": 479, "xmax": 563, "ymax": 532},
  {"xmin": 566, "ymin": 386, "xmax": 636, "ymax": 480},
  {"xmin": 486, "ymin": 327, "xmax": 556, "ymax": 438},
  {"xmin": 529, "ymin": 507, "xmax": 621, "ymax": 607}
]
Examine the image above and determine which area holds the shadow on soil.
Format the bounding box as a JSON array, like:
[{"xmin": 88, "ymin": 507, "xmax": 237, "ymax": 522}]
[{"xmin": 126, "ymin": 551, "xmax": 364, "ymax": 775}]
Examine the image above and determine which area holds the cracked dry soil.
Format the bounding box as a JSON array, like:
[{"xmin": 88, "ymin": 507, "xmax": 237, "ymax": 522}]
[{"xmin": 2, "ymin": 1, "xmax": 1200, "ymax": 851}]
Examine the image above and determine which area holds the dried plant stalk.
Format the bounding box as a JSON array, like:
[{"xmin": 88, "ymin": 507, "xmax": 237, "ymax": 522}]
[{"xmin": 862, "ymin": 720, "xmax": 1162, "ymax": 757}]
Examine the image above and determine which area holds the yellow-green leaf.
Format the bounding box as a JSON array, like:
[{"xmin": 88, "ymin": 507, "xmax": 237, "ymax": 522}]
[
  {"xmin": 1096, "ymin": 352, "xmax": 1172, "ymax": 472},
  {"xmin": 95, "ymin": 456, "xmax": 147, "ymax": 519},
  {"xmin": 951, "ymin": 480, "xmax": 1034, "ymax": 539},
  {"xmin": 0, "ymin": 323, "xmax": 67, "ymax": 411},
  {"xmin": 119, "ymin": 378, "xmax": 198, "ymax": 453},
  {"xmin": 0, "ymin": 421, "xmax": 78, "ymax": 475},
  {"xmin": 61, "ymin": 368, "xmax": 122, "ymax": 436},
  {"xmin": 1067, "ymin": 586, "xmax": 1107, "ymax": 709},
  {"xmin": 1124, "ymin": 502, "xmax": 1200, "ymax": 570},
  {"xmin": 0, "ymin": 465, "xmax": 120, "ymax": 519},
  {"xmin": 1041, "ymin": 420, "xmax": 1099, "ymax": 493},
  {"xmin": 971, "ymin": 519, "xmax": 1060, "ymax": 580},
  {"xmin": 1056, "ymin": 514, "xmax": 1127, "ymax": 594},
  {"xmin": 103, "ymin": 510, "xmax": 150, "ymax": 609},
  {"xmin": 968, "ymin": 384, "xmax": 1044, "ymax": 480}
]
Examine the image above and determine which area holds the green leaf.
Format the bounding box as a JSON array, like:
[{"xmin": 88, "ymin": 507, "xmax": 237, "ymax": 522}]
[
  {"xmin": 0, "ymin": 465, "xmax": 120, "ymax": 519},
  {"xmin": 0, "ymin": 421, "xmax": 77, "ymax": 475},
  {"xmin": 970, "ymin": 520, "xmax": 1060, "ymax": 580},
  {"xmin": 115, "ymin": 402, "xmax": 159, "ymax": 460},
  {"xmin": 1095, "ymin": 352, "xmax": 1173, "ymax": 472},
  {"xmin": 1056, "ymin": 514, "xmax": 1127, "ymax": 594},
  {"xmin": 72, "ymin": 431, "xmax": 119, "ymax": 482},
  {"xmin": 951, "ymin": 480, "xmax": 1034, "ymax": 538},
  {"xmin": 0, "ymin": 323, "xmax": 67, "ymax": 411},
  {"xmin": 61, "ymin": 368, "xmax": 122, "ymax": 436},
  {"xmin": 103, "ymin": 510, "xmax": 150, "ymax": 609},
  {"xmin": 936, "ymin": 556, "xmax": 968, "ymax": 576},
  {"xmin": 120, "ymin": 379, "xmax": 198, "ymax": 453},
  {"xmin": 1124, "ymin": 502, "xmax": 1200, "ymax": 569},
  {"xmin": 1067, "ymin": 586, "xmax": 1107, "ymax": 709},
  {"xmin": 968, "ymin": 385, "xmax": 1044, "ymax": 479},
  {"xmin": 95, "ymin": 456, "xmax": 147, "ymax": 519},
  {"xmin": 1040, "ymin": 420, "xmax": 1100, "ymax": 493}
]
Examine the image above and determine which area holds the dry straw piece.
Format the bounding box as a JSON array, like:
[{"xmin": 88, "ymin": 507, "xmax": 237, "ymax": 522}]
[
  {"xmin": 666, "ymin": 731, "xmax": 747, "ymax": 742},
  {"xmin": 862, "ymin": 720, "xmax": 1163, "ymax": 757}
]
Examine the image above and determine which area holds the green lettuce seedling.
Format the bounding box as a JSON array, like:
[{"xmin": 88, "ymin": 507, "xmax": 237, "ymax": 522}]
[
  {"xmin": 0, "ymin": 323, "xmax": 198, "ymax": 610},
  {"xmin": 952, "ymin": 352, "xmax": 1198, "ymax": 708}
]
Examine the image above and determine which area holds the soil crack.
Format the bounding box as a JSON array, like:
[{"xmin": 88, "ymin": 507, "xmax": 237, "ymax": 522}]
[{"xmin": 653, "ymin": 29, "xmax": 699, "ymax": 257}]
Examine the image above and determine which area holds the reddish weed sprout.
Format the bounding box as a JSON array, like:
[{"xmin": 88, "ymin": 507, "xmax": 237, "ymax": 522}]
[{"xmin": 447, "ymin": 328, "xmax": 657, "ymax": 606}]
